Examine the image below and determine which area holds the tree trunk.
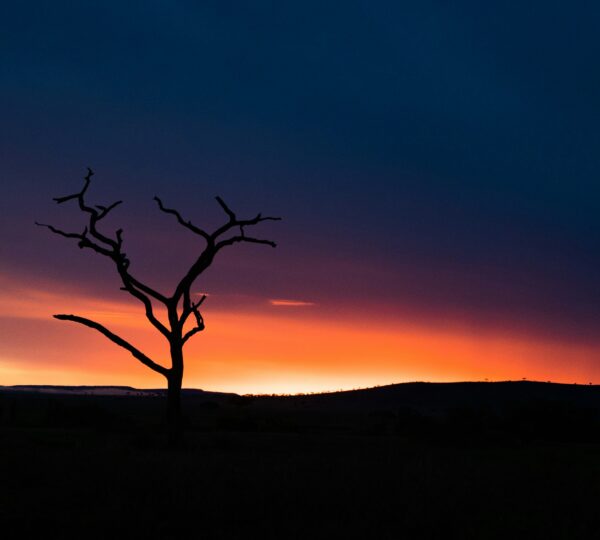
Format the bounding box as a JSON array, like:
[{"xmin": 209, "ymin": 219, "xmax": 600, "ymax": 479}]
[
  {"xmin": 167, "ymin": 369, "xmax": 183, "ymax": 446},
  {"xmin": 167, "ymin": 339, "xmax": 184, "ymax": 446}
]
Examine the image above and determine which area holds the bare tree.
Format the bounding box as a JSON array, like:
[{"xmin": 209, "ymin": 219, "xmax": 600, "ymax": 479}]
[{"xmin": 37, "ymin": 168, "xmax": 280, "ymax": 442}]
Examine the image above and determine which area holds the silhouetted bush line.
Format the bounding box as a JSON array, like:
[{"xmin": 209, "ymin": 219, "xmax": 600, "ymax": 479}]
[{"xmin": 3, "ymin": 385, "xmax": 600, "ymax": 444}]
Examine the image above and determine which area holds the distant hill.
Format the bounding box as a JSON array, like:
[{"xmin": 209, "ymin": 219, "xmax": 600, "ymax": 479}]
[
  {"xmin": 3, "ymin": 380, "xmax": 600, "ymax": 411},
  {"xmin": 2, "ymin": 381, "xmax": 600, "ymax": 442},
  {"xmin": 0, "ymin": 385, "xmax": 232, "ymax": 398},
  {"xmin": 255, "ymin": 380, "xmax": 600, "ymax": 413}
]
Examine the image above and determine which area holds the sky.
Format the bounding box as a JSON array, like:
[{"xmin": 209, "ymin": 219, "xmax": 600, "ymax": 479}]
[{"xmin": 1, "ymin": 1, "xmax": 599, "ymax": 393}]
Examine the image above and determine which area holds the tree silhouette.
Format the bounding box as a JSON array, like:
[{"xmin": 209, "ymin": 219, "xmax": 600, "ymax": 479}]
[{"xmin": 37, "ymin": 168, "xmax": 280, "ymax": 442}]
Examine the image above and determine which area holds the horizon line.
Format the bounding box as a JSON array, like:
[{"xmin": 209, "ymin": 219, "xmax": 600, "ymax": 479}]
[{"xmin": 1, "ymin": 379, "xmax": 597, "ymax": 397}]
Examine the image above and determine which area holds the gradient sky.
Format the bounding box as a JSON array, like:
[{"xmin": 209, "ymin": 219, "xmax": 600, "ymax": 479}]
[{"xmin": 1, "ymin": 1, "xmax": 599, "ymax": 393}]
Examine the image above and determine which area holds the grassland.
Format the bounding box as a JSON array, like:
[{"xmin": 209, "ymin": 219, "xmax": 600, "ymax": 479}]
[{"xmin": 1, "ymin": 382, "xmax": 600, "ymax": 539}]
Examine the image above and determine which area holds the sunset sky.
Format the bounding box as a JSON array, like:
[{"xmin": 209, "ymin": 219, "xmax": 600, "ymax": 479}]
[{"xmin": 1, "ymin": 2, "xmax": 599, "ymax": 393}]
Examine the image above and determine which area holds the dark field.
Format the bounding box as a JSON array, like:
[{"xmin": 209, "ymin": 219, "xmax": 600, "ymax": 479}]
[{"xmin": 2, "ymin": 382, "xmax": 600, "ymax": 539}]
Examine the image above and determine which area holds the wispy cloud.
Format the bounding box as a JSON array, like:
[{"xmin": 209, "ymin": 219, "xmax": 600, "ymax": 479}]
[{"xmin": 269, "ymin": 299, "xmax": 316, "ymax": 307}]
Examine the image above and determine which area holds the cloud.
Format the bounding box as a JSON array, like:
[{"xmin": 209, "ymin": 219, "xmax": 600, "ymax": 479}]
[{"xmin": 269, "ymin": 299, "xmax": 316, "ymax": 307}]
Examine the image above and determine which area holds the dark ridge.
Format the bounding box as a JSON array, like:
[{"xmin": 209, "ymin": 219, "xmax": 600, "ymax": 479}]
[
  {"xmin": 7, "ymin": 385, "xmax": 138, "ymax": 391},
  {"xmin": 0, "ymin": 385, "xmax": 235, "ymax": 397},
  {"xmin": 3, "ymin": 380, "xmax": 599, "ymax": 401}
]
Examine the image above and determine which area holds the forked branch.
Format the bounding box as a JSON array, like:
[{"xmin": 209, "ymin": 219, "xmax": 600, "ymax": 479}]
[
  {"xmin": 168, "ymin": 195, "xmax": 281, "ymax": 304},
  {"xmin": 212, "ymin": 195, "xmax": 281, "ymax": 240},
  {"xmin": 182, "ymin": 294, "xmax": 206, "ymax": 344},
  {"xmin": 37, "ymin": 168, "xmax": 171, "ymax": 338},
  {"xmin": 39, "ymin": 169, "xmax": 281, "ymax": 361}
]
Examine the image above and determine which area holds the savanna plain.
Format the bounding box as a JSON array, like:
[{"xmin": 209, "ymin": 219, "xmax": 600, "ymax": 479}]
[{"xmin": 1, "ymin": 381, "xmax": 600, "ymax": 539}]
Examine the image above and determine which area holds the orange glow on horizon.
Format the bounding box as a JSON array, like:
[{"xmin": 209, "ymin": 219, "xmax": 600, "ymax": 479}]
[{"xmin": 1, "ymin": 274, "xmax": 599, "ymax": 394}]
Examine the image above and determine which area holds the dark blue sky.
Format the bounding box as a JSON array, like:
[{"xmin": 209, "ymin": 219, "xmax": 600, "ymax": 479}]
[{"xmin": 1, "ymin": 1, "xmax": 599, "ymax": 345}]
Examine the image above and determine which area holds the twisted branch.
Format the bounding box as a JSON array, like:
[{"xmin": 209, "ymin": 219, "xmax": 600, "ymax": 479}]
[{"xmin": 37, "ymin": 168, "xmax": 170, "ymax": 339}]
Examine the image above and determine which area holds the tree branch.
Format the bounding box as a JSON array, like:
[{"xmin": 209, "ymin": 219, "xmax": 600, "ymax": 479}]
[
  {"xmin": 182, "ymin": 326, "xmax": 203, "ymax": 344},
  {"xmin": 117, "ymin": 273, "xmax": 171, "ymax": 339},
  {"xmin": 41, "ymin": 170, "xmax": 281, "ymax": 362},
  {"xmin": 35, "ymin": 222, "xmax": 86, "ymax": 241},
  {"xmin": 97, "ymin": 200, "xmax": 123, "ymax": 221},
  {"xmin": 212, "ymin": 196, "xmax": 281, "ymax": 239},
  {"xmin": 216, "ymin": 236, "xmax": 277, "ymax": 250},
  {"xmin": 37, "ymin": 221, "xmax": 170, "ymax": 337},
  {"xmin": 51, "ymin": 168, "xmax": 121, "ymax": 251},
  {"xmin": 154, "ymin": 196, "xmax": 212, "ymax": 243},
  {"xmin": 182, "ymin": 294, "xmax": 206, "ymax": 344},
  {"xmin": 215, "ymin": 196, "xmax": 236, "ymax": 221},
  {"xmin": 54, "ymin": 314, "xmax": 169, "ymax": 377},
  {"xmin": 171, "ymin": 196, "xmax": 280, "ymax": 303},
  {"xmin": 35, "ymin": 222, "xmax": 114, "ymax": 257},
  {"xmin": 53, "ymin": 167, "xmax": 94, "ymax": 204},
  {"xmin": 38, "ymin": 169, "xmax": 171, "ymax": 337}
]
